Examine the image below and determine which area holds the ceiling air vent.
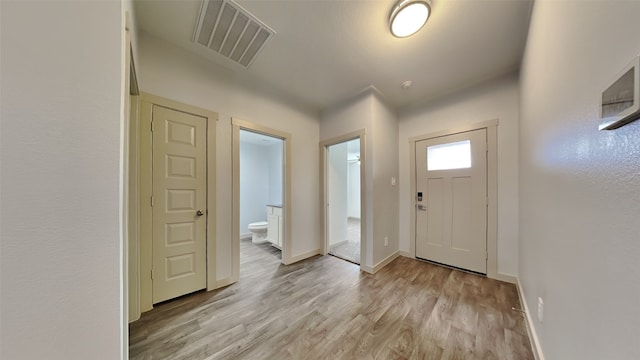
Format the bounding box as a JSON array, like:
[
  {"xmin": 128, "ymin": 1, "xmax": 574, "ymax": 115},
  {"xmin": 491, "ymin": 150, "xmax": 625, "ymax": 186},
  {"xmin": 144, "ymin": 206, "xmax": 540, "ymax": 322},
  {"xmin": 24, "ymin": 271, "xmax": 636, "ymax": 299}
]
[{"xmin": 193, "ymin": 0, "xmax": 275, "ymax": 68}]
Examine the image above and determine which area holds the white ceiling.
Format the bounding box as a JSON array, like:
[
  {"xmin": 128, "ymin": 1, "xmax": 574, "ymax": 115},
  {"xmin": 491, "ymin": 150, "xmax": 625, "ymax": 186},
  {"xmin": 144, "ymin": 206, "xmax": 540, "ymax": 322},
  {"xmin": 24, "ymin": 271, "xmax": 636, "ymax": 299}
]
[{"xmin": 134, "ymin": 0, "xmax": 533, "ymax": 111}]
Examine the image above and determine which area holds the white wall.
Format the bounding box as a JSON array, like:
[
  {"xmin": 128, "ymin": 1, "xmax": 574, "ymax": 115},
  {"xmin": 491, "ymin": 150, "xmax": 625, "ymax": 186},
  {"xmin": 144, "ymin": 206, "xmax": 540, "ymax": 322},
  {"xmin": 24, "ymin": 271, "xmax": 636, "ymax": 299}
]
[
  {"xmin": 1, "ymin": 1, "xmax": 124, "ymax": 359},
  {"xmin": 398, "ymin": 73, "xmax": 520, "ymax": 277},
  {"xmin": 371, "ymin": 92, "xmax": 399, "ymax": 265},
  {"xmin": 328, "ymin": 142, "xmax": 349, "ymax": 246},
  {"xmin": 321, "ymin": 88, "xmax": 399, "ymax": 269},
  {"xmin": 519, "ymin": 2, "xmax": 640, "ymax": 359},
  {"xmin": 321, "ymin": 91, "xmax": 375, "ymax": 266},
  {"xmin": 136, "ymin": 32, "xmax": 320, "ymax": 281},
  {"xmin": 240, "ymin": 142, "xmax": 269, "ymax": 234},
  {"xmin": 347, "ymin": 162, "xmax": 361, "ymax": 219}
]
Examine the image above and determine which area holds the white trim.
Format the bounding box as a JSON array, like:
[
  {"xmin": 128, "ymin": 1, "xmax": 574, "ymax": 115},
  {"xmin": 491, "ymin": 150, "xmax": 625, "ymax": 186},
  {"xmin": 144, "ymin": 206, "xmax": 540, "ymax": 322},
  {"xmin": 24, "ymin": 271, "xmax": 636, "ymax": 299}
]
[
  {"xmin": 121, "ymin": 11, "xmax": 131, "ymax": 359},
  {"xmin": 495, "ymin": 273, "xmax": 517, "ymax": 284},
  {"xmin": 408, "ymin": 119, "xmax": 499, "ymax": 143},
  {"xmin": 232, "ymin": 119, "xmax": 293, "ymax": 275},
  {"xmin": 319, "ymin": 129, "xmax": 367, "ymax": 271},
  {"xmin": 360, "ymin": 265, "xmax": 374, "ymax": 273},
  {"xmin": 127, "ymin": 94, "xmax": 141, "ymax": 323},
  {"xmin": 215, "ymin": 277, "xmax": 235, "ymax": 289},
  {"xmin": 239, "ymin": 233, "xmax": 252, "ymax": 240},
  {"xmin": 408, "ymin": 120, "xmax": 501, "ymax": 280},
  {"xmin": 517, "ymin": 278, "xmax": 546, "ymax": 360},
  {"xmin": 289, "ymin": 249, "xmax": 322, "ymax": 264},
  {"xmin": 361, "ymin": 251, "xmax": 399, "ymax": 274},
  {"xmin": 486, "ymin": 124, "xmax": 499, "ymax": 280}
]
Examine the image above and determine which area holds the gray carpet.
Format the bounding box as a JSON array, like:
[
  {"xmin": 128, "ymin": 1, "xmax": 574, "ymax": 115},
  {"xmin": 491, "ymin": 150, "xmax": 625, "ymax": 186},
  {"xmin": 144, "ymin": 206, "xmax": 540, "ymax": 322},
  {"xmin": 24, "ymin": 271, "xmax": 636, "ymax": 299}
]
[
  {"xmin": 329, "ymin": 241, "xmax": 360, "ymax": 264},
  {"xmin": 328, "ymin": 218, "xmax": 360, "ymax": 264}
]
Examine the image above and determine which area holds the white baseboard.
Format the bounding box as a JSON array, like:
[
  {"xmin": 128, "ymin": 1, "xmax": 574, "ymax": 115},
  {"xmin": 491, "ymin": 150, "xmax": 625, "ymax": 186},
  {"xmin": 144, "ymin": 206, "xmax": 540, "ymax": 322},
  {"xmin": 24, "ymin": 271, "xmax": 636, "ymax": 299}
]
[
  {"xmin": 214, "ymin": 277, "xmax": 235, "ymax": 289},
  {"xmin": 328, "ymin": 240, "xmax": 348, "ymax": 248},
  {"xmin": 399, "ymin": 250, "xmax": 412, "ymax": 258},
  {"xmin": 360, "ymin": 264, "xmax": 374, "ymax": 273},
  {"xmin": 494, "ymin": 272, "xmax": 517, "ymax": 284},
  {"xmin": 361, "ymin": 251, "xmax": 399, "ymax": 274},
  {"xmin": 128, "ymin": 311, "xmax": 141, "ymax": 323},
  {"xmin": 516, "ymin": 278, "xmax": 545, "ymax": 360},
  {"xmin": 240, "ymin": 233, "xmax": 252, "ymax": 240},
  {"xmin": 288, "ymin": 249, "xmax": 321, "ymax": 264}
]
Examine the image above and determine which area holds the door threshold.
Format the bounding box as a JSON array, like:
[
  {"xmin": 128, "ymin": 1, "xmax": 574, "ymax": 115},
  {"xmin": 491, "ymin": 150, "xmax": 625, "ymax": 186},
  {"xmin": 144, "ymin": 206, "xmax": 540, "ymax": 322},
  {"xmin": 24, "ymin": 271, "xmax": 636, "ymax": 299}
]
[
  {"xmin": 415, "ymin": 257, "xmax": 486, "ymax": 277},
  {"xmin": 328, "ymin": 253, "xmax": 360, "ymax": 266}
]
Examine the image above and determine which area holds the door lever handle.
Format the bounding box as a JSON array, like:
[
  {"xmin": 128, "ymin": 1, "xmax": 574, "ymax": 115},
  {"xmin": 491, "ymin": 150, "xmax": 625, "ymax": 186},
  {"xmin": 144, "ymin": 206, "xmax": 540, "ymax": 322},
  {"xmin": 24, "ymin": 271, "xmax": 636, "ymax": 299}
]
[
  {"xmin": 196, "ymin": 210, "xmax": 204, "ymax": 216},
  {"xmin": 416, "ymin": 204, "xmax": 427, "ymax": 211}
]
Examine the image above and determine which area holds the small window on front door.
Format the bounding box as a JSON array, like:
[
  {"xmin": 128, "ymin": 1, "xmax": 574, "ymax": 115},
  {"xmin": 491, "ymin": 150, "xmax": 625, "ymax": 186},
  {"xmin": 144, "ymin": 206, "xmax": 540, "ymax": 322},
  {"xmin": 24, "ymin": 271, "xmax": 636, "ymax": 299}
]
[{"xmin": 427, "ymin": 140, "xmax": 471, "ymax": 171}]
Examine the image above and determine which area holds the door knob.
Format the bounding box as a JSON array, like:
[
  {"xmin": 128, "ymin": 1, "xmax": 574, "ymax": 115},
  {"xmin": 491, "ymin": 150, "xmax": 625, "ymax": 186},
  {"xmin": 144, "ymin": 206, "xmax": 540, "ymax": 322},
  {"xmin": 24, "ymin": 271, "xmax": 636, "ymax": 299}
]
[{"xmin": 196, "ymin": 210, "xmax": 204, "ymax": 216}]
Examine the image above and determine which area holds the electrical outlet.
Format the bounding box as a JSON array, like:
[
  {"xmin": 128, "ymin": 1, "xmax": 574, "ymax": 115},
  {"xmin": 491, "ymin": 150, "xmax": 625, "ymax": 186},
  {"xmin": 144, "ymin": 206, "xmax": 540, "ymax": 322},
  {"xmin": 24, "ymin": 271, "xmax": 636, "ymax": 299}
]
[
  {"xmin": 384, "ymin": 236, "xmax": 388, "ymax": 246},
  {"xmin": 537, "ymin": 297, "xmax": 544, "ymax": 322}
]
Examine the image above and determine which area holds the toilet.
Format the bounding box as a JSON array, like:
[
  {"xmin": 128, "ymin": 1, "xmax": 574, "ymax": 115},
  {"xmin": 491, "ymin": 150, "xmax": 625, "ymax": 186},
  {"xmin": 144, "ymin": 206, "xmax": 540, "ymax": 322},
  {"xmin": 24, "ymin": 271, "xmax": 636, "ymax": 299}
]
[{"xmin": 248, "ymin": 221, "xmax": 269, "ymax": 244}]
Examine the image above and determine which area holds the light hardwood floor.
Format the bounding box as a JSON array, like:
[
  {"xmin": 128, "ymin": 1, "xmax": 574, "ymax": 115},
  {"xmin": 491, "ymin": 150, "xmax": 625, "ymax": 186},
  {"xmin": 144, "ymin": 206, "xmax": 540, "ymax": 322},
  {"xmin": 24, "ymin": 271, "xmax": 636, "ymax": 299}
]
[{"xmin": 130, "ymin": 239, "xmax": 534, "ymax": 359}]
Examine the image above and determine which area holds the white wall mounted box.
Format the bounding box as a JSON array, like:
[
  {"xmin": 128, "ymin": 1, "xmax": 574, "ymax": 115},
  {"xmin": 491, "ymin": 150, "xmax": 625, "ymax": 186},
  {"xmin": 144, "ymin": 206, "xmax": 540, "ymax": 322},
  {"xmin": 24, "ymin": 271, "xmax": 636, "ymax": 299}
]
[{"xmin": 599, "ymin": 55, "xmax": 640, "ymax": 130}]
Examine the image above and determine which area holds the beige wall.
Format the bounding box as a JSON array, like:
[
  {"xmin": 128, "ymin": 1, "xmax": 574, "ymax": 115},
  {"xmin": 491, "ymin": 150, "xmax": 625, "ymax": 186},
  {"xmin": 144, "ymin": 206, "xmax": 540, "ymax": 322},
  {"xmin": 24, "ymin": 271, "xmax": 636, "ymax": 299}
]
[
  {"xmin": 519, "ymin": 1, "xmax": 640, "ymax": 358},
  {"xmin": 136, "ymin": 32, "xmax": 321, "ymax": 282},
  {"xmin": 398, "ymin": 73, "xmax": 520, "ymax": 277},
  {"xmin": 1, "ymin": 1, "xmax": 124, "ymax": 359}
]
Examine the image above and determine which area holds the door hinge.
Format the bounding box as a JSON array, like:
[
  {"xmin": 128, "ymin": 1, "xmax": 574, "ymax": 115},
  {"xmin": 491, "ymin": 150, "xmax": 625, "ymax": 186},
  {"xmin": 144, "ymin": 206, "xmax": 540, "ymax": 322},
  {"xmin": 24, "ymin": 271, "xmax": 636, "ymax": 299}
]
[
  {"xmin": 150, "ymin": 196, "xmax": 154, "ymax": 207},
  {"xmin": 150, "ymin": 121, "xmax": 154, "ymax": 132},
  {"xmin": 151, "ymin": 269, "xmax": 154, "ymax": 280},
  {"xmin": 486, "ymin": 252, "xmax": 489, "ymax": 260},
  {"xmin": 485, "ymin": 197, "xmax": 489, "ymax": 206}
]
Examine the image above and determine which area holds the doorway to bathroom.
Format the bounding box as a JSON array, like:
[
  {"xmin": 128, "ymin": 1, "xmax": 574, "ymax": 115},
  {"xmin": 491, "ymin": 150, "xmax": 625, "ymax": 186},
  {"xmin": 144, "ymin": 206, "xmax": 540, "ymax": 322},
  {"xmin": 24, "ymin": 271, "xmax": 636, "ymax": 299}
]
[
  {"xmin": 325, "ymin": 138, "xmax": 362, "ymax": 265},
  {"xmin": 232, "ymin": 119, "xmax": 292, "ymax": 283},
  {"xmin": 238, "ymin": 129, "xmax": 284, "ymax": 272}
]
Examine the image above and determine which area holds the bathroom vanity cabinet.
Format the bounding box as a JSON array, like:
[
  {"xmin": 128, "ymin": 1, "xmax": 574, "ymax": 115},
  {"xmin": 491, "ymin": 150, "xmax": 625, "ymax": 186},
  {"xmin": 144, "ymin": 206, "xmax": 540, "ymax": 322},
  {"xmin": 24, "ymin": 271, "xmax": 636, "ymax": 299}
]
[{"xmin": 267, "ymin": 205, "xmax": 283, "ymax": 249}]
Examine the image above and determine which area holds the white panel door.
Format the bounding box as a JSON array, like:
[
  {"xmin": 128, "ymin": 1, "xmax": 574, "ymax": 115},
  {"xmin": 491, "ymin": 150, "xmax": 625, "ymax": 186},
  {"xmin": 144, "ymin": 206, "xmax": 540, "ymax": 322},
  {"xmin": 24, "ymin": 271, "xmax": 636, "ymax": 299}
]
[
  {"xmin": 152, "ymin": 106, "xmax": 207, "ymax": 303},
  {"xmin": 415, "ymin": 129, "xmax": 487, "ymax": 273}
]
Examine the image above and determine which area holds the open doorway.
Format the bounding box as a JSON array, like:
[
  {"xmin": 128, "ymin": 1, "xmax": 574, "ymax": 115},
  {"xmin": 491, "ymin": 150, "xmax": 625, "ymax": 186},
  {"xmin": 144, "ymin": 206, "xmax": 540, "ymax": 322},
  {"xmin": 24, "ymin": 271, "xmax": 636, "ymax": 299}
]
[
  {"xmin": 232, "ymin": 118, "xmax": 292, "ymax": 283},
  {"xmin": 326, "ymin": 138, "xmax": 361, "ymax": 265},
  {"xmin": 239, "ymin": 130, "xmax": 284, "ymax": 276}
]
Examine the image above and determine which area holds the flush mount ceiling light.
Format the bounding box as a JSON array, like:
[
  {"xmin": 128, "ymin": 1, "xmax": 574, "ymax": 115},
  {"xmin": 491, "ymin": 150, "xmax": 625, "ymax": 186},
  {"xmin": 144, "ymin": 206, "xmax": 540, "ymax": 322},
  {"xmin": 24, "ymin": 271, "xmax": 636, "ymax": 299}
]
[{"xmin": 389, "ymin": 0, "xmax": 431, "ymax": 38}]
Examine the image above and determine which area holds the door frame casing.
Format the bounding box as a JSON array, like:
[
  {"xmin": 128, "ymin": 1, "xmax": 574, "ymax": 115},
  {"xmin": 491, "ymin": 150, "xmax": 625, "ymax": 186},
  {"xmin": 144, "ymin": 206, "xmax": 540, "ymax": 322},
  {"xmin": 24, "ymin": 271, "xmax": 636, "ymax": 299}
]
[
  {"xmin": 138, "ymin": 92, "xmax": 217, "ymax": 312},
  {"xmin": 128, "ymin": 92, "xmax": 140, "ymax": 322},
  {"xmin": 319, "ymin": 129, "xmax": 366, "ymax": 269},
  {"xmin": 231, "ymin": 118, "xmax": 292, "ymax": 282},
  {"xmin": 408, "ymin": 119, "xmax": 506, "ymax": 281}
]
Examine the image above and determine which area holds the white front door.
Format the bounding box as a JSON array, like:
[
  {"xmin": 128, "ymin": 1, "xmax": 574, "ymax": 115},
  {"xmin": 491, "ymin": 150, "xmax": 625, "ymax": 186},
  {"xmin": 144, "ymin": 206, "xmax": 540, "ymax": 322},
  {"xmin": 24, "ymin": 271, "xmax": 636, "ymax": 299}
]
[
  {"xmin": 152, "ymin": 105, "xmax": 207, "ymax": 303},
  {"xmin": 415, "ymin": 129, "xmax": 487, "ymax": 274}
]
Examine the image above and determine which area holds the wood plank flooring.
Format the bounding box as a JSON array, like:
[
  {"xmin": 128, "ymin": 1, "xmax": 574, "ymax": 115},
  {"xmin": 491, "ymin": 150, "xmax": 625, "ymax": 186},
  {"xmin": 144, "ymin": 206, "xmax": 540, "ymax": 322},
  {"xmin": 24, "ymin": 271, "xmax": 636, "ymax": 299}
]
[{"xmin": 129, "ymin": 239, "xmax": 534, "ymax": 359}]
